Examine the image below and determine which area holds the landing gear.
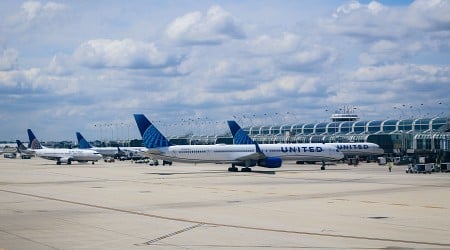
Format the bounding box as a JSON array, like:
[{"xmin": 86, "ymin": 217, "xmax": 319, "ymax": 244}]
[
  {"xmin": 67, "ymin": 160, "xmax": 72, "ymax": 165},
  {"xmin": 56, "ymin": 161, "xmax": 61, "ymax": 165},
  {"xmin": 92, "ymin": 161, "xmax": 95, "ymax": 165},
  {"xmin": 228, "ymin": 164, "xmax": 252, "ymax": 172},
  {"xmin": 228, "ymin": 166, "xmax": 239, "ymax": 172},
  {"xmin": 321, "ymin": 161, "xmax": 326, "ymax": 170}
]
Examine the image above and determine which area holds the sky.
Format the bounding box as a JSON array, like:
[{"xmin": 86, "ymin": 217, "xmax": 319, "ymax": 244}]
[{"xmin": 1, "ymin": 0, "xmax": 449, "ymax": 142}]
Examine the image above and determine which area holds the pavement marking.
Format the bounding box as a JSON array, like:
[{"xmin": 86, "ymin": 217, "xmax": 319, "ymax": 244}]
[
  {"xmin": 1, "ymin": 188, "xmax": 449, "ymax": 248},
  {"xmin": 136, "ymin": 223, "xmax": 204, "ymax": 246}
]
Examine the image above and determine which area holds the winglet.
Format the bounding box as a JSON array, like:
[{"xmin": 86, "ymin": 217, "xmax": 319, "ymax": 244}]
[
  {"xmin": 227, "ymin": 120, "xmax": 254, "ymax": 144},
  {"xmin": 76, "ymin": 132, "xmax": 92, "ymax": 149},
  {"xmin": 133, "ymin": 114, "xmax": 172, "ymax": 148},
  {"xmin": 27, "ymin": 129, "xmax": 43, "ymax": 149}
]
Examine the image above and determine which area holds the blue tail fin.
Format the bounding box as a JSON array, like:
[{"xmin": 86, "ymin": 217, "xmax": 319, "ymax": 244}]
[
  {"xmin": 227, "ymin": 120, "xmax": 254, "ymax": 144},
  {"xmin": 133, "ymin": 114, "xmax": 172, "ymax": 148},
  {"xmin": 16, "ymin": 140, "xmax": 27, "ymax": 151},
  {"xmin": 76, "ymin": 132, "xmax": 92, "ymax": 149},
  {"xmin": 27, "ymin": 129, "xmax": 43, "ymax": 149}
]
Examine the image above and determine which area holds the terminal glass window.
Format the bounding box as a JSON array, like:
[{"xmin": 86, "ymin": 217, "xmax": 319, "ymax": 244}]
[
  {"xmin": 414, "ymin": 118, "xmax": 431, "ymax": 132},
  {"xmin": 398, "ymin": 119, "xmax": 413, "ymax": 132},
  {"xmin": 280, "ymin": 125, "xmax": 291, "ymax": 135},
  {"xmin": 248, "ymin": 127, "xmax": 258, "ymax": 135},
  {"xmin": 340, "ymin": 121, "xmax": 354, "ymax": 134},
  {"xmin": 303, "ymin": 124, "xmax": 315, "ymax": 135},
  {"xmin": 261, "ymin": 126, "xmax": 270, "ymax": 135},
  {"xmin": 291, "ymin": 124, "xmax": 304, "ymax": 134},
  {"xmin": 354, "ymin": 121, "xmax": 367, "ymax": 134},
  {"xmin": 315, "ymin": 122, "xmax": 327, "ymax": 134},
  {"xmin": 382, "ymin": 120, "xmax": 397, "ymax": 133},
  {"xmin": 327, "ymin": 122, "xmax": 340, "ymax": 134},
  {"xmin": 431, "ymin": 118, "xmax": 447, "ymax": 131},
  {"xmin": 271, "ymin": 126, "xmax": 281, "ymax": 135},
  {"xmin": 368, "ymin": 120, "xmax": 382, "ymax": 133}
]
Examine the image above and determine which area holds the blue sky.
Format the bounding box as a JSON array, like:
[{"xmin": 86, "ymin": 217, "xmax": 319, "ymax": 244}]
[{"xmin": 1, "ymin": 0, "xmax": 449, "ymax": 142}]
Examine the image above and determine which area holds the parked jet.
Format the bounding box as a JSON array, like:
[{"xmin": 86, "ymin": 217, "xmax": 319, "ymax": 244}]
[
  {"xmin": 118, "ymin": 146, "xmax": 147, "ymax": 158},
  {"xmin": 328, "ymin": 143, "xmax": 384, "ymax": 157},
  {"xmin": 227, "ymin": 120, "xmax": 383, "ymax": 169},
  {"xmin": 27, "ymin": 129, "xmax": 103, "ymax": 165},
  {"xmin": 228, "ymin": 121, "xmax": 344, "ymax": 170},
  {"xmin": 16, "ymin": 140, "xmax": 35, "ymax": 157},
  {"xmin": 76, "ymin": 132, "xmax": 119, "ymax": 157},
  {"xmin": 134, "ymin": 114, "xmax": 343, "ymax": 172}
]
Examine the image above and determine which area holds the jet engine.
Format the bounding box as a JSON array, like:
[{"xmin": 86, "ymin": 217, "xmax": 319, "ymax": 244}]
[{"xmin": 258, "ymin": 157, "xmax": 282, "ymax": 168}]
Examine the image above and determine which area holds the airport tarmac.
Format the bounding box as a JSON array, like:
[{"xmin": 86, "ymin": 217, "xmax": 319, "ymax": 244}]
[{"xmin": 0, "ymin": 157, "xmax": 449, "ymax": 249}]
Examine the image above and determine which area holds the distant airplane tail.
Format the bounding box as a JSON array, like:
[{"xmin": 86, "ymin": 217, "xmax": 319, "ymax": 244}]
[
  {"xmin": 76, "ymin": 132, "xmax": 92, "ymax": 149},
  {"xmin": 16, "ymin": 140, "xmax": 28, "ymax": 151},
  {"xmin": 227, "ymin": 120, "xmax": 255, "ymax": 144},
  {"xmin": 27, "ymin": 129, "xmax": 43, "ymax": 149},
  {"xmin": 133, "ymin": 114, "xmax": 172, "ymax": 148}
]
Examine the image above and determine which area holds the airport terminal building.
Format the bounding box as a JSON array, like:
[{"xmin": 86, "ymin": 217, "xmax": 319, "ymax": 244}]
[{"xmin": 169, "ymin": 113, "xmax": 450, "ymax": 163}]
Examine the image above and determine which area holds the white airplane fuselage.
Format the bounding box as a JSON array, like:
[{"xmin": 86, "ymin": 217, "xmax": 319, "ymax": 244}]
[
  {"xmin": 328, "ymin": 143, "xmax": 384, "ymax": 156},
  {"xmin": 34, "ymin": 148, "xmax": 103, "ymax": 163},
  {"xmin": 120, "ymin": 147, "xmax": 147, "ymax": 156},
  {"xmin": 88, "ymin": 147, "xmax": 118, "ymax": 157},
  {"xmin": 144, "ymin": 143, "xmax": 343, "ymax": 163}
]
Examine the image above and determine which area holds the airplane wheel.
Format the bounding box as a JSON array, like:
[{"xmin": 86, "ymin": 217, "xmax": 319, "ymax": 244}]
[
  {"xmin": 320, "ymin": 166, "xmax": 325, "ymax": 170},
  {"xmin": 242, "ymin": 167, "xmax": 252, "ymax": 172},
  {"xmin": 57, "ymin": 161, "xmax": 61, "ymax": 165},
  {"xmin": 228, "ymin": 167, "xmax": 238, "ymax": 172}
]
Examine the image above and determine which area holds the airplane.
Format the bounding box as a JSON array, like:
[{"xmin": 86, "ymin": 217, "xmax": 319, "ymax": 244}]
[
  {"xmin": 76, "ymin": 132, "xmax": 119, "ymax": 157},
  {"xmin": 227, "ymin": 121, "xmax": 344, "ymax": 170},
  {"xmin": 27, "ymin": 129, "xmax": 103, "ymax": 165},
  {"xmin": 16, "ymin": 140, "xmax": 35, "ymax": 157},
  {"xmin": 118, "ymin": 146, "xmax": 148, "ymax": 158},
  {"xmin": 134, "ymin": 114, "xmax": 343, "ymax": 172},
  {"xmin": 327, "ymin": 142, "xmax": 384, "ymax": 157},
  {"xmin": 228, "ymin": 121, "xmax": 384, "ymax": 157}
]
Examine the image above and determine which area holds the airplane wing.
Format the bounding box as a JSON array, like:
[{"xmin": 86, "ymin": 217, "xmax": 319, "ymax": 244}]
[
  {"xmin": 235, "ymin": 152, "xmax": 264, "ymax": 162},
  {"xmin": 235, "ymin": 143, "xmax": 266, "ymax": 162}
]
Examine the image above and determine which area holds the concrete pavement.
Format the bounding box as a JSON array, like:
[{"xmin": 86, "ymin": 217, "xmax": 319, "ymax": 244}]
[{"xmin": 0, "ymin": 157, "xmax": 449, "ymax": 249}]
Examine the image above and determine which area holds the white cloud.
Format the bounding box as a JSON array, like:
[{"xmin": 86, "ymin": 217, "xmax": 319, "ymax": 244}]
[
  {"xmin": 73, "ymin": 39, "xmax": 174, "ymax": 69},
  {"xmin": 0, "ymin": 68, "xmax": 40, "ymax": 88},
  {"xmin": 0, "ymin": 48, "xmax": 19, "ymax": 71},
  {"xmin": 166, "ymin": 5, "xmax": 245, "ymax": 45},
  {"xmin": 22, "ymin": 1, "xmax": 42, "ymax": 21},
  {"xmin": 281, "ymin": 48, "xmax": 335, "ymax": 71},
  {"xmin": 340, "ymin": 63, "xmax": 450, "ymax": 108},
  {"xmin": 233, "ymin": 75, "xmax": 321, "ymax": 102},
  {"xmin": 21, "ymin": 1, "xmax": 66, "ymax": 22},
  {"xmin": 407, "ymin": 0, "xmax": 450, "ymax": 30},
  {"xmin": 326, "ymin": 0, "xmax": 450, "ymax": 39},
  {"xmin": 47, "ymin": 54, "xmax": 72, "ymax": 76},
  {"xmin": 0, "ymin": 1, "xmax": 449, "ymax": 140},
  {"xmin": 246, "ymin": 33, "xmax": 300, "ymax": 55}
]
